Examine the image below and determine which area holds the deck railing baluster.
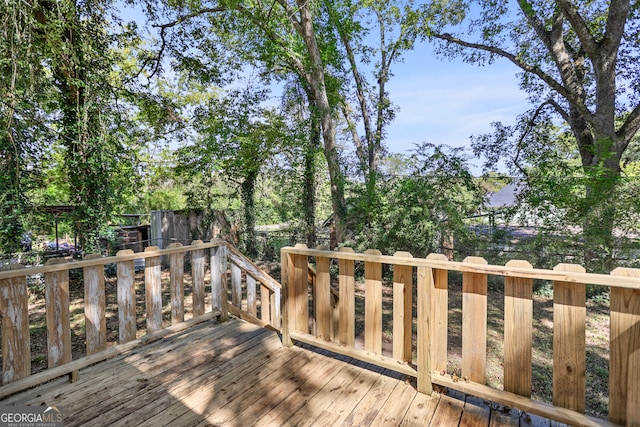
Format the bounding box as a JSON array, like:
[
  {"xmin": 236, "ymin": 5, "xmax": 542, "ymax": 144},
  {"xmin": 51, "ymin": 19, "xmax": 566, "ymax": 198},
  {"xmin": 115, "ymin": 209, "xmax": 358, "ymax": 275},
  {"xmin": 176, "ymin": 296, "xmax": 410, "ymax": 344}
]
[
  {"xmin": 338, "ymin": 247, "xmax": 355, "ymax": 347},
  {"xmin": 0, "ymin": 265, "xmax": 30, "ymax": 384},
  {"xmin": 84, "ymin": 254, "xmax": 106, "ymax": 355},
  {"xmin": 169, "ymin": 243, "xmax": 185, "ymax": 324},
  {"xmin": 552, "ymin": 263, "xmax": 587, "ymax": 413},
  {"xmin": 191, "ymin": 240, "xmax": 206, "ymax": 317},
  {"xmin": 364, "ymin": 249, "xmax": 382, "ymax": 355}
]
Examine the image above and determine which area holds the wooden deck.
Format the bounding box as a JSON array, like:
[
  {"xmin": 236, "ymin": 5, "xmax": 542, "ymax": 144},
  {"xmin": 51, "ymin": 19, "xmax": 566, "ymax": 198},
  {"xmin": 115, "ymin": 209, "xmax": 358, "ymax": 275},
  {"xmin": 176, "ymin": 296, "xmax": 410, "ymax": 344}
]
[{"xmin": 2, "ymin": 318, "xmax": 558, "ymax": 426}]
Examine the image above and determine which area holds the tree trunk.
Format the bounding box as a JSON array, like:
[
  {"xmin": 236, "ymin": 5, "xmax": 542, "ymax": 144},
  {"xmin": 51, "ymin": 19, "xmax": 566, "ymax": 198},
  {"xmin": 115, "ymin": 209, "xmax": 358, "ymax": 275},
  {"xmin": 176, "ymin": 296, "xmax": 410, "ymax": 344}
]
[
  {"xmin": 297, "ymin": 0, "xmax": 347, "ymax": 245},
  {"xmin": 303, "ymin": 112, "xmax": 320, "ymax": 248}
]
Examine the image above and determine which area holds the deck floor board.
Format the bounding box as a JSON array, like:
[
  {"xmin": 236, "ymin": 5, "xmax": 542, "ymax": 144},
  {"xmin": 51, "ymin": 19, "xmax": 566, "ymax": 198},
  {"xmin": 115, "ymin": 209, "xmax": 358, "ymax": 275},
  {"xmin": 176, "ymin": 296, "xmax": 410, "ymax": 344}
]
[{"xmin": 1, "ymin": 318, "xmax": 559, "ymax": 426}]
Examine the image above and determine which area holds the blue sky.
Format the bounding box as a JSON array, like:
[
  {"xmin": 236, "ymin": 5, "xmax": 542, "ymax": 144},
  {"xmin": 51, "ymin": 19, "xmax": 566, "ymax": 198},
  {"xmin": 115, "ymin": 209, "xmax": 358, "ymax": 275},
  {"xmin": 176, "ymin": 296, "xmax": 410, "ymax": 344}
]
[{"xmin": 383, "ymin": 41, "xmax": 531, "ymax": 172}]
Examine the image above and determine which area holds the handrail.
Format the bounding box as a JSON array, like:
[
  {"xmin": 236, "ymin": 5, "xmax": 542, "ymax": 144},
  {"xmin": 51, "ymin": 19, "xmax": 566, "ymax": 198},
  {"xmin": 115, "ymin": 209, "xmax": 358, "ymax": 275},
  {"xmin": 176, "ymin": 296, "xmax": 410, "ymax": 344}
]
[
  {"xmin": 0, "ymin": 240, "xmax": 282, "ymax": 398},
  {"xmin": 280, "ymin": 244, "xmax": 638, "ymax": 426},
  {"xmin": 282, "ymin": 246, "xmax": 640, "ymax": 290}
]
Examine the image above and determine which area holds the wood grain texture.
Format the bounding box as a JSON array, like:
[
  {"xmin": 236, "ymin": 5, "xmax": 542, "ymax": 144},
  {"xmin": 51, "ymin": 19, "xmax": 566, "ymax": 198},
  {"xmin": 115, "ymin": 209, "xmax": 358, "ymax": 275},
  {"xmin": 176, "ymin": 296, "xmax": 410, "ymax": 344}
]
[
  {"xmin": 393, "ymin": 251, "xmax": 413, "ymax": 363},
  {"xmin": 190, "ymin": 240, "xmax": 206, "ymax": 317},
  {"xmin": 338, "ymin": 247, "xmax": 355, "ymax": 346},
  {"xmin": 210, "ymin": 243, "xmax": 228, "ymax": 321},
  {"xmin": 0, "ymin": 265, "xmax": 30, "ymax": 384},
  {"xmin": 169, "ymin": 243, "xmax": 185, "ymax": 324},
  {"xmin": 462, "ymin": 256, "xmax": 488, "ymax": 383},
  {"xmin": 260, "ymin": 283, "xmax": 271, "ymax": 324},
  {"xmin": 116, "ymin": 249, "xmax": 136, "ymax": 344},
  {"xmin": 364, "ymin": 249, "xmax": 383, "ymax": 355},
  {"xmin": 504, "ymin": 259, "xmax": 533, "ymax": 397},
  {"xmin": 315, "ymin": 256, "xmax": 331, "ymax": 340},
  {"xmin": 427, "ymin": 253, "xmax": 449, "ymax": 374},
  {"xmin": 552, "ymin": 263, "xmax": 586, "ymax": 413},
  {"xmin": 246, "ymin": 274, "xmax": 257, "ymax": 316},
  {"xmin": 230, "ymin": 262, "xmax": 242, "ymax": 309},
  {"xmin": 44, "ymin": 258, "xmax": 71, "ymax": 369},
  {"xmin": 609, "ymin": 267, "xmax": 640, "ymax": 425},
  {"xmin": 292, "ymin": 245, "xmax": 309, "ymax": 334},
  {"xmin": 144, "ymin": 246, "xmax": 163, "ymax": 334},
  {"xmin": 83, "ymin": 254, "xmax": 106, "ymax": 355}
]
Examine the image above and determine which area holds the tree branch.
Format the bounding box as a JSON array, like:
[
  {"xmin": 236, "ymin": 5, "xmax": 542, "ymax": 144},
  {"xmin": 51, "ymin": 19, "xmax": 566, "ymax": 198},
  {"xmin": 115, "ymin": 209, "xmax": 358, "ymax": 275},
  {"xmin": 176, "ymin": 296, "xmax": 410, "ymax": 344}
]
[
  {"xmin": 617, "ymin": 103, "xmax": 640, "ymax": 151},
  {"xmin": 431, "ymin": 32, "xmax": 596, "ymax": 125},
  {"xmin": 555, "ymin": 0, "xmax": 598, "ymax": 58}
]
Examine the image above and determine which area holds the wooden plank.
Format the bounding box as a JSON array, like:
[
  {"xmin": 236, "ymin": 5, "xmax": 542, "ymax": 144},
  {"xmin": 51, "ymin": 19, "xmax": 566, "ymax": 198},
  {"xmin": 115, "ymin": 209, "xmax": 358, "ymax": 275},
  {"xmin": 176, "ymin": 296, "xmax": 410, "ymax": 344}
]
[
  {"xmin": 417, "ymin": 253, "xmax": 449, "ymax": 394},
  {"xmin": 552, "ymin": 263, "xmax": 586, "ymax": 413},
  {"xmin": 315, "ymin": 256, "xmax": 331, "ymax": 340},
  {"xmin": 289, "ymin": 244, "xmax": 310, "ymax": 334},
  {"xmin": 290, "ymin": 331, "xmax": 416, "ymax": 377},
  {"xmin": 7, "ymin": 316, "xmax": 240, "ymax": 407},
  {"xmin": 340, "ymin": 372, "xmax": 399, "ymax": 426},
  {"xmin": 253, "ymin": 353, "xmax": 350, "ymax": 426},
  {"xmin": 0, "ymin": 265, "xmax": 30, "ymax": 384},
  {"xmin": 116, "ymin": 249, "xmax": 136, "ymax": 344},
  {"xmin": 230, "ymin": 262, "xmax": 242, "ymax": 308},
  {"xmin": 401, "ymin": 389, "xmax": 440, "ymax": 426},
  {"xmin": 428, "ymin": 253, "xmax": 449, "ymax": 374},
  {"xmin": 609, "ymin": 267, "xmax": 640, "ymax": 425},
  {"xmin": 280, "ymin": 246, "xmax": 640, "ymax": 290},
  {"xmin": 429, "ymin": 391, "xmax": 464, "ymax": 426},
  {"xmin": 393, "ymin": 251, "xmax": 413, "ymax": 363},
  {"xmin": 0, "ymin": 311, "xmax": 221, "ymax": 400},
  {"xmin": 190, "ymin": 240, "xmax": 206, "ymax": 317},
  {"xmin": 84, "ymin": 254, "xmax": 106, "ymax": 355},
  {"xmin": 210, "ymin": 243, "xmax": 228, "ymax": 321},
  {"xmin": 44, "ymin": 258, "xmax": 71, "ymax": 369},
  {"xmin": 338, "ymin": 247, "xmax": 355, "ymax": 346},
  {"xmin": 144, "ymin": 246, "xmax": 163, "ymax": 334},
  {"xmin": 226, "ymin": 345, "xmax": 345, "ymax": 426},
  {"xmin": 246, "ymin": 275, "xmax": 257, "ymax": 316},
  {"xmin": 260, "ymin": 283, "xmax": 271, "ymax": 324},
  {"xmin": 459, "ymin": 394, "xmax": 491, "ymax": 427},
  {"xmin": 462, "ymin": 256, "xmax": 488, "ymax": 383},
  {"xmin": 364, "ymin": 249, "xmax": 383, "ymax": 355},
  {"xmin": 281, "ymin": 248, "xmax": 292, "ymax": 346},
  {"xmin": 432, "ymin": 366, "xmax": 615, "ymax": 425},
  {"xmin": 169, "ymin": 243, "xmax": 184, "ymax": 324},
  {"xmin": 369, "ymin": 380, "xmax": 418, "ymax": 426},
  {"xmin": 504, "ymin": 259, "xmax": 533, "ymax": 397}
]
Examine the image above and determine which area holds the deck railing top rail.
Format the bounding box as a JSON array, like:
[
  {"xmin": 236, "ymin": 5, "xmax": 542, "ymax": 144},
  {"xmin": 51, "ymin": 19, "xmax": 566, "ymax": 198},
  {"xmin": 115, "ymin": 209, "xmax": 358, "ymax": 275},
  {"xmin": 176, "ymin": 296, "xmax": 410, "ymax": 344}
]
[{"xmin": 282, "ymin": 245, "xmax": 640, "ymax": 290}]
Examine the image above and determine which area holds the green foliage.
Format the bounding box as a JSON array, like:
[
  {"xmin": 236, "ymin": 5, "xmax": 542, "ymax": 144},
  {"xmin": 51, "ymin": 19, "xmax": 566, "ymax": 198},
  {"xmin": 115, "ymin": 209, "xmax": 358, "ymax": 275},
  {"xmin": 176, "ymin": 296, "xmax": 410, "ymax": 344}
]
[{"xmin": 351, "ymin": 143, "xmax": 484, "ymax": 256}]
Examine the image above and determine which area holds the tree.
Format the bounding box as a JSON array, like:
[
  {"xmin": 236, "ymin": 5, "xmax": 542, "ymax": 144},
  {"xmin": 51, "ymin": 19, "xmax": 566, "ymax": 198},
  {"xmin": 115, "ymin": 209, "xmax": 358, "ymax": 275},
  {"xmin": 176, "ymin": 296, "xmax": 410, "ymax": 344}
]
[{"xmin": 424, "ymin": 0, "xmax": 640, "ymax": 269}]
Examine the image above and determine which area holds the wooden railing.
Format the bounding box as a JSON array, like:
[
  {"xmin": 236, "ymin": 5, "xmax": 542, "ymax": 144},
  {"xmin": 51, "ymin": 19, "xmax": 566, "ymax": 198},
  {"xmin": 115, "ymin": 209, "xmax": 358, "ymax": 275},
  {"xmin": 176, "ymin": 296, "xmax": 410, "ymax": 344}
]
[
  {"xmin": 0, "ymin": 240, "xmax": 280, "ymax": 398},
  {"xmin": 280, "ymin": 244, "xmax": 640, "ymax": 427}
]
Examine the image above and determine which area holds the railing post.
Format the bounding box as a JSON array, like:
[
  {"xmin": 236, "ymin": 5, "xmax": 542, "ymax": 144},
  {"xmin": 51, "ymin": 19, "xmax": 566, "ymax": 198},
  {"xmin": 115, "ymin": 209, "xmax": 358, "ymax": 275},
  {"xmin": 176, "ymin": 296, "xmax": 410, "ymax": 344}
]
[
  {"xmin": 211, "ymin": 242, "xmax": 228, "ymax": 322},
  {"xmin": 84, "ymin": 254, "xmax": 106, "ymax": 355},
  {"xmin": 191, "ymin": 240, "xmax": 206, "ymax": 318},
  {"xmin": 504, "ymin": 260, "xmax": 533, "ymax": 397},
  {"xmin": 552, "ymin": 263, "xmax": 586, "ymax": 413},
  {"xmin": 364, "ymin": 249, "xmax": 382, "ymax": 355},
  {"xmin": 393, "ymin": 251, "xmax": 413, "ymax": 363},
  {"xmin": 427, "ymin": 253, "xmax": 449, "ymax": 374},
  {"xmin": 417, "ymin": 253, "xmax": 448, "ymax": 395},
  {"xmin": 338, "ymin": 247, "xmax": 355, "ymax": 346},
  {"xmin": 462, "ymin": 256, "xmax": 488, "ymax": 383},
  {"xmin": 281, "ymin": 247, "xmax": 293, "ymax": 346},
  {"xmin": 145, "ymin": 246, "xmax": 163, "ymax": 334},
  {"xmin": 116, "ymin": 249, "xmax": 136, "ymax": 344},
  {"xmin": 169, "ymin": 243, "xmax": 184, "ymax": 324},
  {"xmin": 609, "ymin": 267, "xmax": 640, "ymax": 425},
  {"xmin": 44, "ymin": 258, "xmax": 71, "ymax": 369},
  {"xmin": 0, "ymin": 265, "xmax": 30, "ymax": 384}
]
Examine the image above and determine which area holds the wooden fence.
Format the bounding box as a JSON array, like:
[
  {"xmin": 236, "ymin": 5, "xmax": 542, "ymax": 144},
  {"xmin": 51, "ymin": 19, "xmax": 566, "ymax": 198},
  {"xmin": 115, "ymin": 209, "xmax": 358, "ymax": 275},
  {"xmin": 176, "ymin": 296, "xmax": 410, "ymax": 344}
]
[
  {"xmin": 0, "ymin": 240, "xmax": 280, "ymax": 398},
  {"xmin": 281, "ymin": 244, "xmax": 640, "ymax": 427}
]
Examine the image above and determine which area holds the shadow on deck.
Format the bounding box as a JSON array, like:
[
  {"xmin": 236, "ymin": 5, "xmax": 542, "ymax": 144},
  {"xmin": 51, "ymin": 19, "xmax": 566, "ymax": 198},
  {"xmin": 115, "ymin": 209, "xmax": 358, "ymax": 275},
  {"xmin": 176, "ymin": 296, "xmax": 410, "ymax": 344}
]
[{"xmin": 2, "ymin": 318, "xmax": 560, "ymax": 426}]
